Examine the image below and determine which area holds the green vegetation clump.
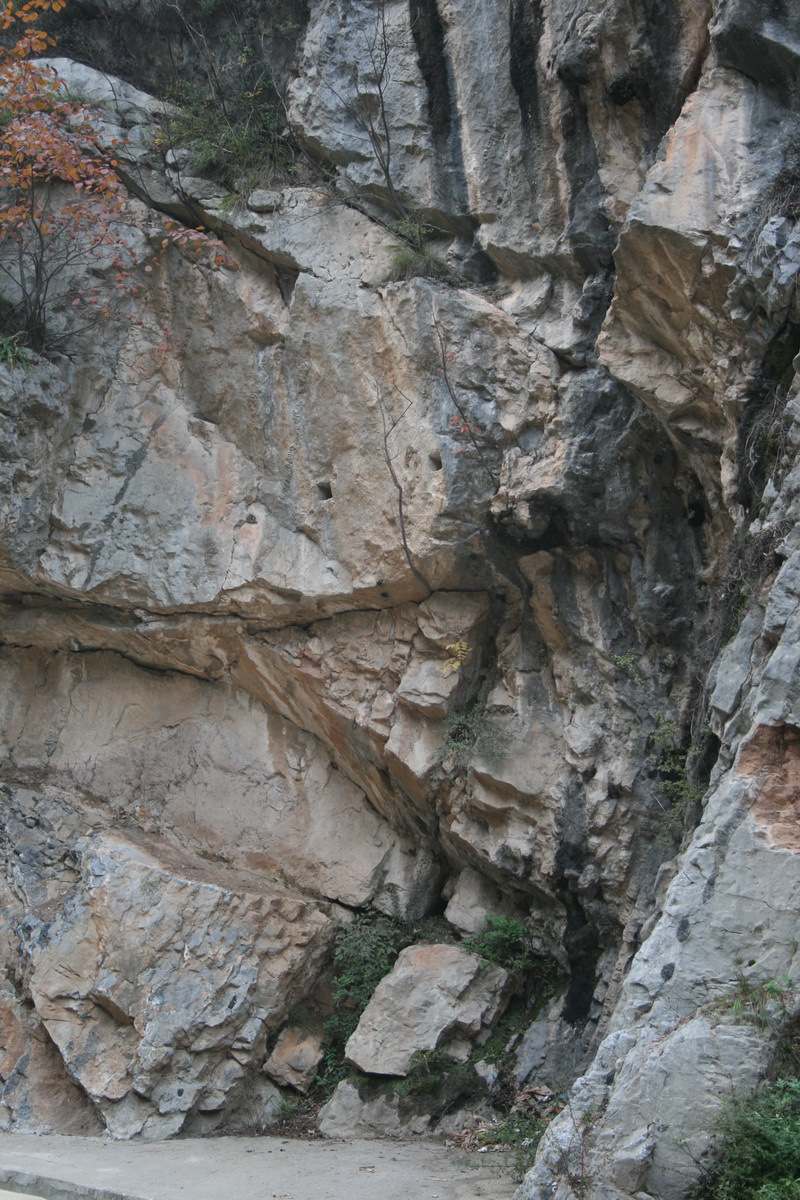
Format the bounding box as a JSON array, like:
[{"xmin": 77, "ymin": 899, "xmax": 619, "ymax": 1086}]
[
  {"xmin": 0, "ymin": 332, "xmax": 29, "ymax": 369},
  {"xmin": 35, "ymin": 0, "xmax": 308, "ymax": 194},
  {"xmin": 651, "ymin": 714, "xmax": 710, "ymax": 847},
  {"xmin": 387, "ymin": 214, "xmax": 454, "ymax": 283},
  {"xmin": 612, "ymin": 648, "xmax": 642, "ymax": 684},
  {"xmin": 693, "ymin": 1079, "xmax": 800, "ymax": 1200},
  {"xmin": 718, "ymin": 973, "xmax": 794, "ymax": 1030},
  {"xmin": 392, "ymin": 1047, "xmax": 477, "ymax": 1103},
  {"xmin": 316, "ymin": 909, "xmax": 415, "ymax": 1091},
  {"xmin": 462, "ymin": 914, "xmax": 533, "ymax": 972},
  {"xmin": 388, "ymin": 245, "xmax": 453, "ymax": 283},
  {"xmin": 164, "ymin": 48, "xmax": 295, "ymax": 190},
  {"xmin": 139, "ymin": 0, "xmax": 311, "ymax": 192},
  {"xmin": 477, "ymin": 1006, "xmax": 530, "ymax": 1065},
  {"xmin": 325, "ymin": 910, "xmax": 414, "ymax": 1045},
  {"xmin": 315, "ymin": 910, "xmax": 462, "ymax": 1094}
]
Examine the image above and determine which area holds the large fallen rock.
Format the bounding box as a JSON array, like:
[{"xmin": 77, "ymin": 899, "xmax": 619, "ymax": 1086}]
[
  {"xmin": 444, "ymin": 868, "xmax": 527, "ymax": 935},
  {"xmin": 318, "ymin": 1079, "xmax": 405, "ymax": 1139},
  {"xmin": 317, "ymin": 1067, "xmax": 486, "ymax": 1140},
  {"xmin": 21, "ymin": 832, "xmax": 333, "ymax": 1138},
  {"xmin": 345, "ymin": 943, "xmax": 510, "ymax": 1076}
]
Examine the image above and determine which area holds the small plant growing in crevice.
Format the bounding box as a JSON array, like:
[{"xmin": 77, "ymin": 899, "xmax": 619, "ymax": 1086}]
[
  {"xmin": 612, "ymin": 648, "xmax": 642, "ymax": 685},
  {"xmin": 434, "ymin": 694, "xmax": 513, "ymax": 777},
  {"xmin": 716, "ymin": 972, "xmax": 794, "ymax": 1030},
  {"xmin": 387, "ymin": 242, "xmax": 453, "ymax": 282},
  {"xmin": 442, "ymin": 639, "xmax": 470, "ymax": 675},
  {"xmin": 392, "ymin": 214, "xmax": 435, "ymax": 248},
  {"xmin": 386, "ymin": 214, "xmax": 454, "ymax": 282}
]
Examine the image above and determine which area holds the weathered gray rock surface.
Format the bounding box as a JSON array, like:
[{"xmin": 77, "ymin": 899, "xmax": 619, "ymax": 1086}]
[{"xmin": 0, "ymin": 0, "xmax": 799, "ymax": 1193}]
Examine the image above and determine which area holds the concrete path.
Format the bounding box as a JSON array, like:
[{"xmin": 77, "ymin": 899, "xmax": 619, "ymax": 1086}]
[{"xmin": 0, "ymin": 1134, "xmax": 516, "ymax": 1200}]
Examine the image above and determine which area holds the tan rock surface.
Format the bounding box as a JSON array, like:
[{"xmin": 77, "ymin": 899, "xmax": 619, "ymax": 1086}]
[
  {"xmin": 263, "ymin": 1026, "xmax": 324, "ymax": 1094},
  {"xmin": 345, "ymin": 944, "xmax": 510, "ymax": 1076},
  {"xmin": 0, "ymin": 645, "xmax": 430, "ymax": 913}
]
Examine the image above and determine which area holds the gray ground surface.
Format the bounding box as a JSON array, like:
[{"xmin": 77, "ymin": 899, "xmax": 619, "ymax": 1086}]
[{"xmin": 0, "ymin": 1134, "xmax": 516, "ymax": 1200}]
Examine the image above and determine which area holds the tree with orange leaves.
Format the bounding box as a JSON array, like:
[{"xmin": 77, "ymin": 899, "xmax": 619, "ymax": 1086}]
[
  {"xmin": 0, "ymin": 0, "xmax": 228, "ymax": 352},
  {"xmin": 0, "ymin": 0, "xmax": 143, "ymax": 348}
]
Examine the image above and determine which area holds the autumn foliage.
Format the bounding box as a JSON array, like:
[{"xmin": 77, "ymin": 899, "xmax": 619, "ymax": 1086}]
[
  {"xmin": 0, "ymin": 0, "xmax": 230, "ymax": 351},
  {"xmin": 0, "ymin": 0, "xmax": 140, "ymax": 346}
]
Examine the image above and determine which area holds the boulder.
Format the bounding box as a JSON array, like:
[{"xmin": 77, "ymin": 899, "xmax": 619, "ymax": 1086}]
[
  {"xmin": 22, "ymin": 832, "xmax": 333, "ymax": 1138},
  {"xmin": 318, "ymin": 1080, "xmax": 405, "ymax": 1140},
  {"xmin": 444, "ymin": 868, "xmax": 525, "ymax": 935},
  {"xmin": 263, "ymin": 1027, "xmax": 324, "ymax": 1093},
  {"xmin": 345, "ymin": 944, "xmax": 510, "ymax": 1076}
]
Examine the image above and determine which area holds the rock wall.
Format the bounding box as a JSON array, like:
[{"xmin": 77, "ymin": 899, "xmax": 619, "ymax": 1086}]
[{"xmin": 1, "ymin": 0, "xmax": 799, "ymax": 1193}]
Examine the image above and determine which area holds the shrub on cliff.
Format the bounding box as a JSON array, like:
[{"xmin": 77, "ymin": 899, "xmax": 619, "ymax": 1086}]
[
  {"xmin": 462, "ymin": 914, "xmax": 534, "ymax": 973},
  {"xmin": 693, "ymin": 1078, "xmax": 800, "ymax": 1200},
  {"xmin": 434, "ymin": 696, "xmax": 513, "ymax": 777}
]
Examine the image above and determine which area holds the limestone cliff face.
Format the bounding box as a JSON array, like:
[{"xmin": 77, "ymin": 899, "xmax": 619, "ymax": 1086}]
[{"xmin": 0, "ymin": 0, "xmax": 799, "ymax": 1193}]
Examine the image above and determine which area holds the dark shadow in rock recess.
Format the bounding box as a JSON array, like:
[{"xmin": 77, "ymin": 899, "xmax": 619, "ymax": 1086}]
[{"xmin": 410, "ymin": 0, "xmax": 472, "ymax": 225}]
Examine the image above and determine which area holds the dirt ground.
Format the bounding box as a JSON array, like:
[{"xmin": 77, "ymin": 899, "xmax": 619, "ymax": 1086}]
[{"xmin": 0, "ymin": 1132, "xmax": 518, "ymax": 1200}]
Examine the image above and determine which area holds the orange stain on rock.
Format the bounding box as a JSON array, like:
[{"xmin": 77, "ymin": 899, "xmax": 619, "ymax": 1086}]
[{"xmin": 737, "ymin": 724, "xmax": 800, "ymax": 851}]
